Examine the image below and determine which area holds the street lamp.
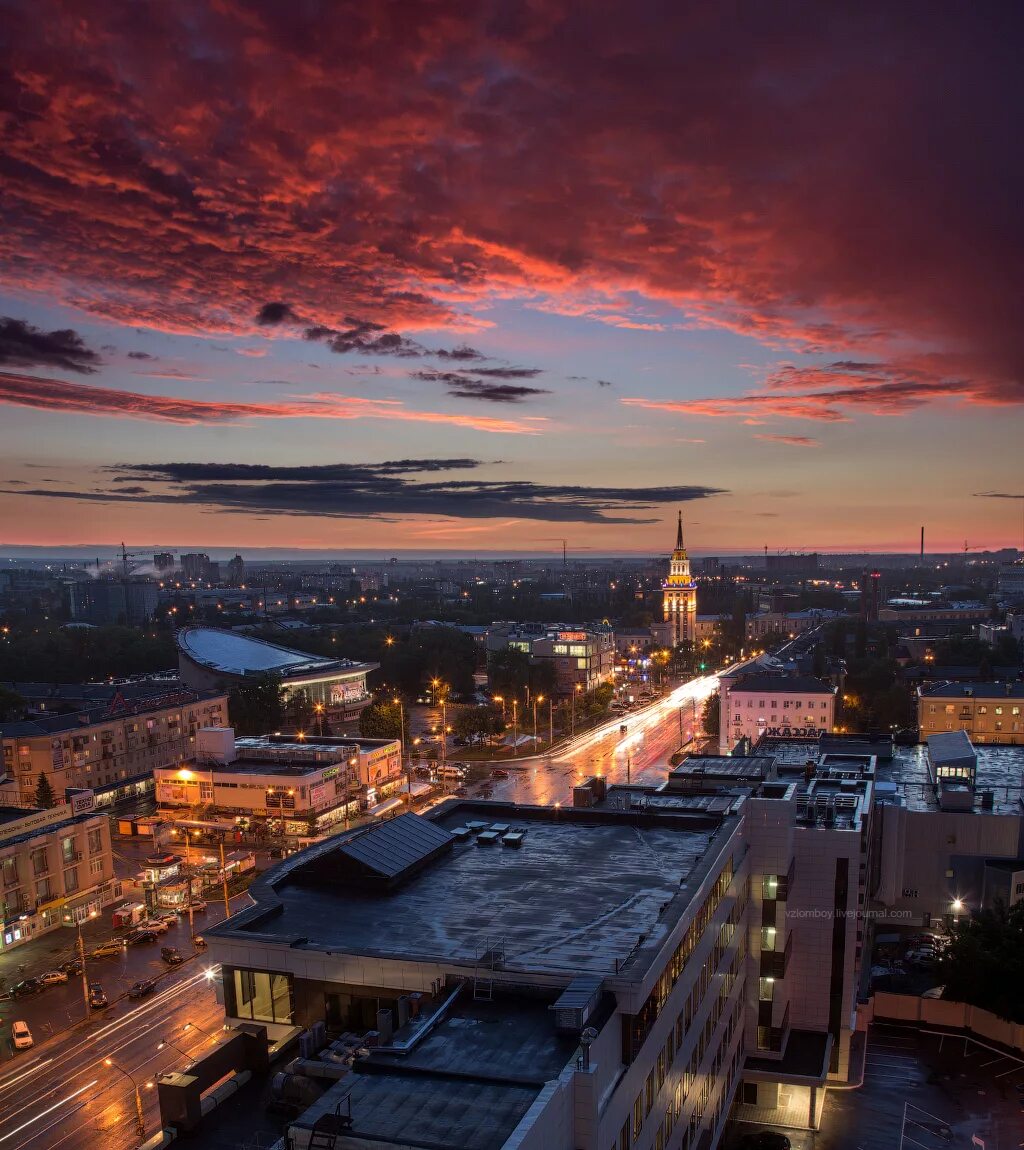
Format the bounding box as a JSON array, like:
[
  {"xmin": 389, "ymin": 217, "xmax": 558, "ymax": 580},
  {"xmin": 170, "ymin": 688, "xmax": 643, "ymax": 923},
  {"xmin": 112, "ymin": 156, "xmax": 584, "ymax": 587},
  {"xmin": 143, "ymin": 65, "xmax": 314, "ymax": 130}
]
[
  {"xmin": 532, "ymin": 695, "xmax": 544, "ymax": 747},
  {"xmin": 182, "ymin": 1020, "xmax": 219, "ymax": 1044},
  {"xmin": 103, "ymin": 1058, "xmax": 152, "ymax": 1140},
  {"xmin": 313, "ymin": 702, "xmax": 324, "ymax": 737},
  {"xmin": 571, "ymin": 683, "xmax": 582, "ymax": 738}
]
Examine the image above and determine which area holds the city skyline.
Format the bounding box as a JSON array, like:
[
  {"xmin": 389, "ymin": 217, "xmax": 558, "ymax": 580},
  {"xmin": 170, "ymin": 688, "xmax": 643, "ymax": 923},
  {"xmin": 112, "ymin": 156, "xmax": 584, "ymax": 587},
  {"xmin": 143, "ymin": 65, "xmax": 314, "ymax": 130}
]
[{"xmin": 2, "ymin": 5, "xmax": 1022, "ymax": 554}]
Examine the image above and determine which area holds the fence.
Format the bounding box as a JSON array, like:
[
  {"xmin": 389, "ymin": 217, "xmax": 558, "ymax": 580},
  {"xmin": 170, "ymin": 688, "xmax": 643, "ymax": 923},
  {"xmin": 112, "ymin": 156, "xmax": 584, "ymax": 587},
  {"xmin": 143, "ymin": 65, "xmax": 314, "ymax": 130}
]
[{"xmin": 865, "ymin": 991, "xmax": 1024, "ymax": 1054}]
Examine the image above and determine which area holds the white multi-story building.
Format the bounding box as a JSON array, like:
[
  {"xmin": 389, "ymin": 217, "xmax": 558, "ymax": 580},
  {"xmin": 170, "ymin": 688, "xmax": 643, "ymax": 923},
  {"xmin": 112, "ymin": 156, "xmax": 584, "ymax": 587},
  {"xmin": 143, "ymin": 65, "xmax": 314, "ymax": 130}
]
[
  {"xmin": 719, "ymin": 673, "xmax": 836, "ymax": 753},
  {"xmin": 187, "ymin": 731, "xmax": 1024, "ymax": 1150},
  {"xmin": 154, "ymin": 728, "xmax": 404, "ymax": 835}
]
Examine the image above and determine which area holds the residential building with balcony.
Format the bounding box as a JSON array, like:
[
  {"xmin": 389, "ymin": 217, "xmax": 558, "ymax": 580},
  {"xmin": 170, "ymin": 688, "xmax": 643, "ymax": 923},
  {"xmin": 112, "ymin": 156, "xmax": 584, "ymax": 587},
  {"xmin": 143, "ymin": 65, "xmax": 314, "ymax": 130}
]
[
  {"xmin": 0, "ymin": 688, "xmax": 227, "ymax": 808},
  {"xmin": 0, "ymin": 795, "xmax": 117, "ymax": 952}
]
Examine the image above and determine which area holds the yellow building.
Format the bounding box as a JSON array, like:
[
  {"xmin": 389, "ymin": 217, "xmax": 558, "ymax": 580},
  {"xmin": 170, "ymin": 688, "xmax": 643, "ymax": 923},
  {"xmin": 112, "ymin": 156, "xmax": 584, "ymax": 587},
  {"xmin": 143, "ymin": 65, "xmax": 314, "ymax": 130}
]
[
  {"xmin": 662, "ymin": 511, "xmax": 698, "ymax": 646},
  {"xmin": 918, "ymin": 681, "xmax": 1024, "ymax": 745},
  {"xmin": 0, "ymin": 688, "xmax": 228, "ymax": 808}
]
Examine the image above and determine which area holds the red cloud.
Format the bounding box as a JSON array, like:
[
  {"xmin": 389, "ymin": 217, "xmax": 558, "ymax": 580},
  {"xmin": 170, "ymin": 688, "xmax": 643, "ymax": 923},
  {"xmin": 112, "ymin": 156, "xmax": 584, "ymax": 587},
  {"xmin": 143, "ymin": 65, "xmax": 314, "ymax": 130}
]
[
  {"xmin": 0, "ymin": 3, "xmax": 1022, "ymax": 413},
  {"xmin": 753, "ymin": 434, "xmax": 820, "ymax": 448},
  {"xmin": 0, "ymin": 371, "xmax": 544, "ymax": 433}
]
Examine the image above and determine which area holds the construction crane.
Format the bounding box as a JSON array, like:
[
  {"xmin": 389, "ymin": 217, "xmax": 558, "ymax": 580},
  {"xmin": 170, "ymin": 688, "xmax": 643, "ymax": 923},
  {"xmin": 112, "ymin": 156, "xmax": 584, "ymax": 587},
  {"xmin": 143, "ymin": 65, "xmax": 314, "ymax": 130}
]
[{"xmin": 120, "ymin": 541, "xmax": 146, "ymax": 580}]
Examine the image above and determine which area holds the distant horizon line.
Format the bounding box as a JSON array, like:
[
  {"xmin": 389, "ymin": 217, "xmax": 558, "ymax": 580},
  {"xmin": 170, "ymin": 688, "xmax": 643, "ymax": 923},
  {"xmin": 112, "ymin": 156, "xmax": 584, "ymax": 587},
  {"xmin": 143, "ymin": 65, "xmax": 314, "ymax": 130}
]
[{"xmin": 1, "ymin": 543, "xmax": 1020, "ymax": 561}]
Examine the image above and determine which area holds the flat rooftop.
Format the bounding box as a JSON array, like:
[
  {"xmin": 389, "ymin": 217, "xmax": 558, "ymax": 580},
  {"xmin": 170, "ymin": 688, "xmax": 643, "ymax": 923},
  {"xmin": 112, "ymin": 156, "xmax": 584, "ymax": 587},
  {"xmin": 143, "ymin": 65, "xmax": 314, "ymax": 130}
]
[
  {"xmin": 762, "ymin": 738, "xmax": 1024, "ymax": 815},
  {"xmin": 228, "ymin": 802, "xmax": 723, "ymax": 976}
]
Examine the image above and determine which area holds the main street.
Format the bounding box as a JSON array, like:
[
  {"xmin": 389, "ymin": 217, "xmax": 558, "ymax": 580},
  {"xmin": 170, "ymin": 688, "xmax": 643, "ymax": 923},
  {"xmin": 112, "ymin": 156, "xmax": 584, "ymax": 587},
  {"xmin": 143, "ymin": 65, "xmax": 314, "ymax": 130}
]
[
  {"xmin": 0, "ymin": 961, "xmax": 223, "ymax": 1150},
  {"xmin": 480, "ymin": 670, "xmax": 724, "ymax": 806}
]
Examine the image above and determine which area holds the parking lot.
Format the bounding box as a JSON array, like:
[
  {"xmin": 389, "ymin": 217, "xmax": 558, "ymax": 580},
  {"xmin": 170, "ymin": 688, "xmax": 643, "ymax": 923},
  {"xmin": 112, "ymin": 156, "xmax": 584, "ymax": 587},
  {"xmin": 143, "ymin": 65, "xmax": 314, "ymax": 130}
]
[{"xmin": 724, "ymin": 1022, "xmax": 1023, "ymax": 1150}]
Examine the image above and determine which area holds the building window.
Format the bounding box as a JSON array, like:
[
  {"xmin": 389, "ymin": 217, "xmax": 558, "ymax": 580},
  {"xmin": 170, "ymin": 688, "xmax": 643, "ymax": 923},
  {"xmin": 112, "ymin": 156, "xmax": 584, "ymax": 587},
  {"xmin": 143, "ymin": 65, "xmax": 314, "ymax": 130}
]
[
  {"xmin": 31, "ymin": 848, "xmax": 48, "ymax": 877},
  {"xmin": 87, "ymin": 829, "xmax": 103, "ymax": 854},
  {"xmin": 761, "ymin": 926, "xmax": 777, "ymax": 952},
  {"xmin": 633, "ymin": 1093, "xmax": 643, "ymax": 1140},
  {"xmin": 758, "ymin": 977, "xmax": 775, "ymax": 1002},
  {"xmin": 64, "ymin": 867, "xmax": 79, "ymax": 894},
  {"xmin": 228, "ymin": 968, "xmax": 294, "ymax": 1025},
  {"xmin": 1, "ymin": 857, "xmax": 18, "ymax": 887}
]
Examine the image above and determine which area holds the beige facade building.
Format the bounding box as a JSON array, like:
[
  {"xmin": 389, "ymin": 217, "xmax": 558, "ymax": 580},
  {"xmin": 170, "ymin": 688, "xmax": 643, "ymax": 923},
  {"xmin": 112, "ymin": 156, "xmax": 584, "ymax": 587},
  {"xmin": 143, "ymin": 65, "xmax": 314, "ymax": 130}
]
[
  {"xmin": 0, "ymin": 796, "xmax": 118, "ymax": 952},
  {"xmin": 663, "ymin": 512, "xmax": 698, "ymax": 646},
  {"xmin": 0, "ymin": 688, "xmax": 228, "ymax": 808},
  {"xmin": 155, "ymin": 729, "xmax": 405, "ymax": 835},
  {"xmin": 917, "ymin": 681, "xmax": 1024, "ymax": 745}
]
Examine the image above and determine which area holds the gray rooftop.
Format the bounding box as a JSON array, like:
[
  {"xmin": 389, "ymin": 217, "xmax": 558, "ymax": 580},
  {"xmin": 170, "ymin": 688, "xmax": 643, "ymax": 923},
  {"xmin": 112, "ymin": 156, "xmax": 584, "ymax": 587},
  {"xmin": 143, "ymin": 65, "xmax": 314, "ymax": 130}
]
[
  {"xmin": 918, "ymin": 680, "xmax": 1024, "ymax": 699},
  {"xmin": 762, "ymin": 738, "xmax": 1024, "ymax": 815},
  {"xmin": 295, "ymin": 1069, "xmax": 539, "ymax": 1150},
  {"xmin": 177, "ymin": 626, "xmax": 373, "ymax": 678},
  {"xmin": 726, "ymin": 673, "xmax": 835, "ymax": 695},
  {"xmin": 233, "ymin": 803, "xmax": 721, "ymax": 975}
]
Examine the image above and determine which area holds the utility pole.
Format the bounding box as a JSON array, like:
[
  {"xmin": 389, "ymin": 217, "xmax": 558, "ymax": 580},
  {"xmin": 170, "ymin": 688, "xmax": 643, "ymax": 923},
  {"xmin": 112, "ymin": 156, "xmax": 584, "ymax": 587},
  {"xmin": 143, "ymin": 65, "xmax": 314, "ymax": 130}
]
[
  {"xmin": 77, "ymin": 913, "xmax": 92, "ymax": 1016},
  {"xmin": 185, "ymin": 832, "xmax": 195, "ymax": 941},
  {"xmin": 219, "ymin": 840, "xmax": 231, "ymax": 921}
]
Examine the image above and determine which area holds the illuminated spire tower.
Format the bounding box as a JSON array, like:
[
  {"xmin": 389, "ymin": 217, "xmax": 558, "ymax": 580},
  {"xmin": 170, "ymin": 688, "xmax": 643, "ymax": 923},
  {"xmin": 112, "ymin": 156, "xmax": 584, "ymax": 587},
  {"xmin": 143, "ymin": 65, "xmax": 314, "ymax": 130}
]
[{"xmin": 662, "ymin": 511, "xmax": 698, "ymax": 645}]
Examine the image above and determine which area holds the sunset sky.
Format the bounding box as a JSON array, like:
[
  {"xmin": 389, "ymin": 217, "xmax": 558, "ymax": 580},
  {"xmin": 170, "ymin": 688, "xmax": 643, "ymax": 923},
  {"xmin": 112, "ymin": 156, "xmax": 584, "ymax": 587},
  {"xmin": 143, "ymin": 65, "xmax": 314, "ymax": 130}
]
[{"xmin": 1, "ymin": 3, "xmax": 1021, "ymax": 554}]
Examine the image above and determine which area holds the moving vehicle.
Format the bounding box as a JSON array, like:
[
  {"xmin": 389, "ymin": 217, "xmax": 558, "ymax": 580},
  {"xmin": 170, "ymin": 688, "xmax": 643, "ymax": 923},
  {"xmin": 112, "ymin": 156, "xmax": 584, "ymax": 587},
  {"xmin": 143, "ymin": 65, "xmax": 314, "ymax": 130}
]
[
  {"xmin": 88, "ymin": 984, "xmax": 108, "ymax": 1009},
  {"xmin": 91, "ymin": 940, "xmax": 126, "ymax": 958},
  {"xmin": 126, "ymin": 929, "xmax": 159, "ymax": 945},
  {"xmin": 161, "ymin": 946, "xmax": 184, "ymax": 966},
  {"xmin": 9, "ymin": 978, "xmax": 44, "ymax": 998},
  {"xmin": 141, "ymin": 919, "xmax": 170, "ymax": 934},
  {"xmin": 128, "ymin": 978, "xmax": 157, "ymax": 999},
  {"xmin": 490, "ymin": 769, "xmax": 509, "ymax": 779},
  {"xmin": 154, "ymin": 911, "xmax": 179, "ymax": 925},
  {"xmin": 12, "ymin": 1021, "xmax": 33, "ymax": 1050},
  {"xmin": 39, "ymin": 970, "xmax": 69, "ymax": 986},
  {"xmin": 177, "ymin": 899, "xmax": 207, "ymax": 915},
  {"xmin": 192, "ymin": 935, "xmax": 207, "ymax": 950}
]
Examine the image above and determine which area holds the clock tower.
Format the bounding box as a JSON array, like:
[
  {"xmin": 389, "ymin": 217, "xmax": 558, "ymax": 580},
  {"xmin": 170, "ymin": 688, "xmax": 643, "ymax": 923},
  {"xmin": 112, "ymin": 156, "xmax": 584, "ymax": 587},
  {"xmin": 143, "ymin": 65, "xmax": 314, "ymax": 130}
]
[{"xmin": 663, "ymin": 511, "xmax": 697, "ymax": 645}]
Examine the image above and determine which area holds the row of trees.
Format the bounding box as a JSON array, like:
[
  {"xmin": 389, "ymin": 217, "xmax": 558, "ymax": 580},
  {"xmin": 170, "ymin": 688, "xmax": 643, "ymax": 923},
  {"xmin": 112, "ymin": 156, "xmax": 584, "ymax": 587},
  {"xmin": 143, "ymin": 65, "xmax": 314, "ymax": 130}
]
[
  {"xmin": 938, "ymin": 900, "xmax": 1024, "ymax": 1023},
  {"xmin": 0, "ymin": 623, "xmax": 176, "ymax": 683}
]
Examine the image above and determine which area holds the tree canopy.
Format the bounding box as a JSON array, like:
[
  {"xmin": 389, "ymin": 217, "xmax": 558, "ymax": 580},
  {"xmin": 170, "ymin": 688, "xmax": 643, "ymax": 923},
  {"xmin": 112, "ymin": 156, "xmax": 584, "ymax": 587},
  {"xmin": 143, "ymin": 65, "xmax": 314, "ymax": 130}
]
[
  {"xmin": 937, "ymin": 899, "xmax": 1024, "ymax": 1022},
  {"xmin": 228, "ymin": 674, "xmax": 284, "ymax": 735}
]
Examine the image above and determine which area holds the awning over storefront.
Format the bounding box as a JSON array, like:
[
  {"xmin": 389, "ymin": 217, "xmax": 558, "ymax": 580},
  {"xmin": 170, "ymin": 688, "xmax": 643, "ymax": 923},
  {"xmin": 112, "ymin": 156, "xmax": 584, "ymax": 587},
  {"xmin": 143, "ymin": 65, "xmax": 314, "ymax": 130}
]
[{"xmin": 368, "ymin": 796, "xmax": 405, "ymax": 817}]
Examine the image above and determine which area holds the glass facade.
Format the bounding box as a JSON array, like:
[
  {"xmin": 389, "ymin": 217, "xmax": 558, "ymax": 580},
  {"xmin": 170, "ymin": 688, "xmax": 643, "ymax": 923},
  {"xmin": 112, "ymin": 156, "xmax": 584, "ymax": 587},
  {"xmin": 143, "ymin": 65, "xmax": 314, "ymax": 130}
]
[{"xmin": 228, "ymin": 967, "xmax": 294, "ymax": 1024}]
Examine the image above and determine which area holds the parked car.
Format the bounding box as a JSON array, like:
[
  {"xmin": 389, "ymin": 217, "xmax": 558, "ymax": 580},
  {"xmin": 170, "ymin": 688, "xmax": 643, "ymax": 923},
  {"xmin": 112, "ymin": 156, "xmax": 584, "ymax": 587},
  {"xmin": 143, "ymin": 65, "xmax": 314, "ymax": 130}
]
[
  {"xmin": 490, "ymin": 768, "xmax": 509, "ymax": 780},
  {"xmin": 88, "ymin": 984, "xmax": 108, "ymax": 1009},
  {"xmin": 59, "ymin": 958, "xmax": 83, "ymax": 976},
  {"xmin": 91, "ymin": 940, "xmax": 126, "ymax": 958},
  {"xmin": 741, "ymin": 1133, "xmax": 791, "ymax": 1150},
  {"xmin": 39, "ymin": 970, "xmax": 69, "ymax": 986},
  {"xmin": 126, "ymin": 929, "xmax": 159, "ymax": 945},
  {"xmin": 192, "ymin": 935, "xmax": 207, "ymax": 950},
  {"xmin": 154, "ymin": 911, "xmax": 179, "ymax": 925},
  {"xmin": 9, "ymin": 978, "xmax": 44, "ymax": 998},
  {"xmin": 182, "ymin": 900, "xmax": 207, "ymax": 914},
  {"xmin": 11, "ymin": 1021, "xmax": 33, "ymax": 1050},
  {"xmin": 141, "ymin": 919, "xmax": 170, "ymax": 934},
  {"xmin": 128, "ymin": 978, "xmax": 157, "ymax": 999}
]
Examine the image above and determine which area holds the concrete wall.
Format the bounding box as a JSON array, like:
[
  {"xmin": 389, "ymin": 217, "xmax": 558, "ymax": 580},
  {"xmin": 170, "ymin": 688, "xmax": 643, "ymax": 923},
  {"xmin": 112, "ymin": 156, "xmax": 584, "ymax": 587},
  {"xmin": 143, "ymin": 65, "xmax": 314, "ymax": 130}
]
[
  {"xmin": 869, "ymin": 991, "xmax": 1024, "ymax": 1053},
  {"xmin": 873, "ymin": 805, "xmax": 1023, "ymax": 922}
]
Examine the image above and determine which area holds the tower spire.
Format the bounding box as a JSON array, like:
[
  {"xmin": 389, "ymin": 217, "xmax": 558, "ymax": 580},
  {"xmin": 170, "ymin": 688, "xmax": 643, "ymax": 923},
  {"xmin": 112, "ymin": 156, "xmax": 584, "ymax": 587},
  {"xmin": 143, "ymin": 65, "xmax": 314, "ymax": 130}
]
[{"xmin": 676, "ymin": 510, "xmax": 684, "ymax": 551}]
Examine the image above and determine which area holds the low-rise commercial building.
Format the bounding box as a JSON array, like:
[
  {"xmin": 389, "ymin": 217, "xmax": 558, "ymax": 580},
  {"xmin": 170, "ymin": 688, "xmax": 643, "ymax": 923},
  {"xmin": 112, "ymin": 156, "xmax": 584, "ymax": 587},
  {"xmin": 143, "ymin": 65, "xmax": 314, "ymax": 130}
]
[
  {"xmin": 0, "ymin": 794, "xmax": 118, "ymax": 952},
  {"xmin": 0, "ymin": 688, "xmax": 228, "ymax": 808},
  {"xmin": 177, "ymin": 626, "xmax": 375, "ymax": 721},
  {"xmin": 155, "ymin": 728, "xmax": 404, "ymax": 835},
  {"xmin": 719, "ymin": 673, "xmax": 836, "ymax": 753},
  {"xmin": 917, "ymin": 680, "xmax": 1024, "ymax": 744}
]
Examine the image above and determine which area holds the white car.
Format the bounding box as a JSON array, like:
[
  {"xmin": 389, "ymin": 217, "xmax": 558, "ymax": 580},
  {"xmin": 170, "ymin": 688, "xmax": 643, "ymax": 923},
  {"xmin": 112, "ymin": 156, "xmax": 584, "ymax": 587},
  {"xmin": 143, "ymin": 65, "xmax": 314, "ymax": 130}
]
[
  {"xmin": 12, "ymin": 1021, "xmax": 33, "ymax": 1050},
  {"xmin": 39, "ymin": 970, "xmax": 69, "ymax": 986},
  {"xmin": 142, "ymin": 919, "xmax": 170, "ymax": 934}
]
